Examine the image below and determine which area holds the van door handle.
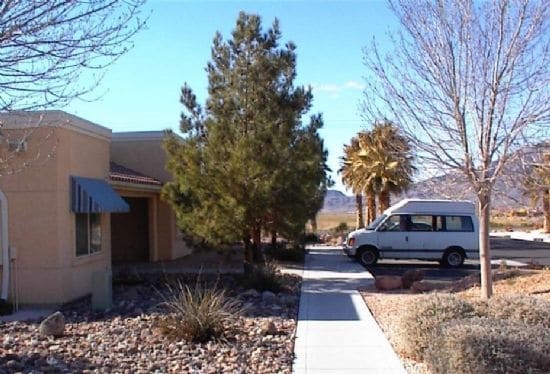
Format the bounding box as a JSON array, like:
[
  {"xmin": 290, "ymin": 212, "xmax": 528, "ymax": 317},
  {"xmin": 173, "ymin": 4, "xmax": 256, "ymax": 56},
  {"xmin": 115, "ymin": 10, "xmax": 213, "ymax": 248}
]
[{"xmin": 406, "ymin": 236, "xmax": 408, "ymax": 242}]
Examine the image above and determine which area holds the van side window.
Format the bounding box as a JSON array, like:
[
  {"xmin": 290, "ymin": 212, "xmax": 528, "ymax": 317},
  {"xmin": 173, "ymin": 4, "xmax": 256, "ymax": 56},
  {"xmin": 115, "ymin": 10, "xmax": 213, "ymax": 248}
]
[
  {"xmin": 409, "ymin": 215, "xmax": 433, "ymax": 231},
  {"xmin": 445, "ymin": 216, "xmax": 474, "ymax": 232},
  {"xmin": 434, "ymin": 216, "xmax": 444, "ymax": 231},
  {"xmin": 382, "ymin": 215, "xmax": 404, "ymax": 231}
]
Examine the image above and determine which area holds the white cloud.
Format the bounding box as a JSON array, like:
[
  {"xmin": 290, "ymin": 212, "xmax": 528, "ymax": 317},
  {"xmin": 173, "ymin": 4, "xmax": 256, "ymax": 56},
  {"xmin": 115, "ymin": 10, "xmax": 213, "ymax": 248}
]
[
  {"xmin": 312, "ymin": 80, "xmax": 365, "ymax": 94},
  {"xmin": 344, "ymin": 80, "xmax": 366, "ymax": 90}
]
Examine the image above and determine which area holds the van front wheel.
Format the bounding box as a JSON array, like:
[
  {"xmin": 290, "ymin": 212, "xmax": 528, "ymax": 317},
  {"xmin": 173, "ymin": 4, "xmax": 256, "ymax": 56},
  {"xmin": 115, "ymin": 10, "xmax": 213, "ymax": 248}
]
[
  {"xmin": 442, "ymin": 248, "xmax": 465, "ymax": 268},
  {"xmin": 357, "ymin": 247, "xmax": 378, "ymax": 266}
]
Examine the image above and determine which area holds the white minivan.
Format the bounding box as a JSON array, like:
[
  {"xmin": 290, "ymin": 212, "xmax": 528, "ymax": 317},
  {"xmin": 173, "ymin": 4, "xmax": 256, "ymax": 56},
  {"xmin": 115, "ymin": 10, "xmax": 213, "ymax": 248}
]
[{"xmin": 343, "ymin": 199, "xmax": 479, "ymax": 268}]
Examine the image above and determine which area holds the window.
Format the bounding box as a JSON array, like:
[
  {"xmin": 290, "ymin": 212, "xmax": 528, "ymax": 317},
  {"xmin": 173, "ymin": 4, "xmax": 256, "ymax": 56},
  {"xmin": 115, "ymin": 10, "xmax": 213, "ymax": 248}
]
[
  {"xmin": 368, "ymin": 214, "xmax": 387, "ymax": 230},
  {"xmin": 380, "ymin": 215, "xmax": 405, "ymax": 231},
  {"xmin": 76, "ymin": 213, "xmax": 102, "ymax": 256},
  {"xmin": 445, "ymin": 216, "xmax": 474, "ymax": 232},
  {"xmin": 409, "ymin": 215, "xmax": 433, "ymax": 231}
]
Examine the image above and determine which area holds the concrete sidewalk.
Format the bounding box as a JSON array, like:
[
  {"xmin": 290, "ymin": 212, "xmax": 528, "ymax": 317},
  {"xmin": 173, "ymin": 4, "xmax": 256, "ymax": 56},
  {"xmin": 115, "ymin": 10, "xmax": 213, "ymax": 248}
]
[{"xmin": 293, "ymin": 246, "xmax": 406, "ymax": 373}]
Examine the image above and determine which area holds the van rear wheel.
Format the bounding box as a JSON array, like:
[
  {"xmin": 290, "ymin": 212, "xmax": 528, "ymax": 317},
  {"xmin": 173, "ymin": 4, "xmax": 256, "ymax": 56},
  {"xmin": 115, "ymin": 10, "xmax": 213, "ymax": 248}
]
[
  {"xmin": 357, "ymin": 247, "xmax": 378, "ymax": 266},
  {"xmin": 442, "ymin": 248, "xmax": 465, "ymax": 268}
]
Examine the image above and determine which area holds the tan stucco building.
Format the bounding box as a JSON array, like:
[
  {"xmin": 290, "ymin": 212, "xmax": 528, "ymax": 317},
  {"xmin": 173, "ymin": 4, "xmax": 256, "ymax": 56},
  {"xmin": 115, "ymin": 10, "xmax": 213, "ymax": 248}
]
[{"xmin": 0, "ymin": 111, "xmax": 190, "ymax": 306}]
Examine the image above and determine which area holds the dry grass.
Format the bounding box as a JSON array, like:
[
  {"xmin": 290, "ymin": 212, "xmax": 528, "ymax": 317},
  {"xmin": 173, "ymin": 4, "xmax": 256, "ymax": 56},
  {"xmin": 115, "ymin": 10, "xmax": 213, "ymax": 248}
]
[
  {"xmin": 315, "ymin": 212, "xmax": 356, "ymax": 231},
  {"xmin": 490, "ymin": 214, "xmax": 543, "ymax": 231},
  {"xmin": 362, "ymin": 269, "xmax": 550, "ymax": 373}
]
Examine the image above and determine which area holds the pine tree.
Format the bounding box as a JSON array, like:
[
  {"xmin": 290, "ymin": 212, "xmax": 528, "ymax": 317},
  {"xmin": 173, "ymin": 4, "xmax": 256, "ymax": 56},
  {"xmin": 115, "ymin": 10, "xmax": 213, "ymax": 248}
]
[{"xmin": 163, "ymin": 12, "xmax": 328, "ymax": 265}]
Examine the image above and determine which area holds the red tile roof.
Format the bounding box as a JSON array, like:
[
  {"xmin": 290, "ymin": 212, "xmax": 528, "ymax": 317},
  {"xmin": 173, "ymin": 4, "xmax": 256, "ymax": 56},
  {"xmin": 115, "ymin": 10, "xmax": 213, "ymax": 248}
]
[{"xmin": 109, "ymin": 162, "xmax": 162, "ymax": 186}]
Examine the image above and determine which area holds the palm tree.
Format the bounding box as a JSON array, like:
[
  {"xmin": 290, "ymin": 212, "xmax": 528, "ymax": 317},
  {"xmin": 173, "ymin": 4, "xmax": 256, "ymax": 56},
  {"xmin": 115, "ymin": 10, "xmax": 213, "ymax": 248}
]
[
  {"xmin": 340, "ymin": 136, "xmax": 365, "ymax": 229},
  {"xmin": 341, "ymin": 131, "xmax": 379, "ymax": 224},
  {"xmin": 362, "ymin": 121, "xmax": 415, "ymax": 213},
  {"xmin": 341, "ymin": 122, "xmax": 414, "ymax": 225}
]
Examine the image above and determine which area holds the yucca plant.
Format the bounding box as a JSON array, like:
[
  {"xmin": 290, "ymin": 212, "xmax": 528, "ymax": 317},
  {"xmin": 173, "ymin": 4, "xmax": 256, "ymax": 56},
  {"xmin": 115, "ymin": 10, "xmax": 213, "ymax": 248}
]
[{"xmin": 160, "ymin": 279, "xmax": 244, "ymax": 342}]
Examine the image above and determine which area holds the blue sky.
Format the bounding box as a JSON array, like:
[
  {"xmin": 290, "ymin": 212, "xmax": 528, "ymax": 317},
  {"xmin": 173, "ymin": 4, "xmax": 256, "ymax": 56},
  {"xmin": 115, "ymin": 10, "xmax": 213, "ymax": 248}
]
[{"xmin": 66, "ymin": 0, "xmax": 397, "ymax": 192}]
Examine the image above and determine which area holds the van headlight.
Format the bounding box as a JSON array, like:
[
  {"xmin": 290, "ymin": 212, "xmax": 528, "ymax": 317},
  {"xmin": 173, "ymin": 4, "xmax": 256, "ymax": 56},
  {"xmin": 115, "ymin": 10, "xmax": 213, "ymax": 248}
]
[{"xmin": 347, "ymin": 237, "xmax": 355, "ymax": 247}]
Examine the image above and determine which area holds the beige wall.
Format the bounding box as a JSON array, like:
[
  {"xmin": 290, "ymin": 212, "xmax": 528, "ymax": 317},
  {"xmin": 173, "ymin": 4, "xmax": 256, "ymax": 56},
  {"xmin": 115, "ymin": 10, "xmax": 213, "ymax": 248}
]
[
  {"xmin": 0, "ymin": 124, "xmax": 112, "ymax": 305},
  {"xmin": 111, "ymin": 134, "xmax": 191, "ymax": 261},
  {"xmin": 112, "ymin": 186, "xmax": 192, "ymax": 262},
  {"xmin": 111, "ymin": 135, "xmax": 172, "ymax": 182}
]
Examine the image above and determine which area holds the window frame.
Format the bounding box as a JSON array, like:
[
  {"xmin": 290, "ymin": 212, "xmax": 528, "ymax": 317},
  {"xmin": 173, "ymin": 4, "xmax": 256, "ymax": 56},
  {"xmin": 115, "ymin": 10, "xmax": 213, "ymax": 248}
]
[{"xmin": 75, "ymin": 212, "xmax": 102, "ymax": 257}]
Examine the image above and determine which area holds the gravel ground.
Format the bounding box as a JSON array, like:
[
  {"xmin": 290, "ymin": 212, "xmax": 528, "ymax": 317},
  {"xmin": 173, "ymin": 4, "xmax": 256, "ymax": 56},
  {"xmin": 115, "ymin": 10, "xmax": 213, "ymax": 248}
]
[
  {"xmin": 0, "ymin": 273, "xmax": 301, "ymax": 373},
  {"xmin": 361, "ymin": 269, "xmax": 550, "ymax": 374}
]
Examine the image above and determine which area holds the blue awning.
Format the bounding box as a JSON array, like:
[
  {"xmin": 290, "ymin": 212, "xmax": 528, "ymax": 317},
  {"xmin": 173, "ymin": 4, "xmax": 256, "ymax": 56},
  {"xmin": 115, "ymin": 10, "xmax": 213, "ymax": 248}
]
[{"xmin": 71, "ymin": 176, "xmax": 129, "ymax": 213}]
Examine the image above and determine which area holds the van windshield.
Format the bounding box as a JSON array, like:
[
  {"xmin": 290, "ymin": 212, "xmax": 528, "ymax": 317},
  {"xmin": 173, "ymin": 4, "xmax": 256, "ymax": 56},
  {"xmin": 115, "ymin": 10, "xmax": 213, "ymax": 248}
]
[{"xmin": 367, "ymin": 214, "xmax": 386, "ymax": 230}]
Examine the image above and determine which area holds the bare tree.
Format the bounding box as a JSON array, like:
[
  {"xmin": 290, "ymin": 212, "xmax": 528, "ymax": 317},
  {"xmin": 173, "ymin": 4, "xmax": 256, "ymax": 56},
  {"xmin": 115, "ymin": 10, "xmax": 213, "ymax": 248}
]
[
  {"xmin": 0, "ymin": 1, "xmax": 146, "ymax": 175},
  {"xmin": 363, "ymin": 0, "xmax": 549, "ymax": 299},
  {"xmin": 0, "ymin": 0, "xmax": 146, "ymax": 111}
]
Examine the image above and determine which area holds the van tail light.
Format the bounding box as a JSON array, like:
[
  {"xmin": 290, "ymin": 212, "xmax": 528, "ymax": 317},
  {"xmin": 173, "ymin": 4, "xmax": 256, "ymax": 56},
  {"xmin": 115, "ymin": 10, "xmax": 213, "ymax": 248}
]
[{"xmin": 348, "ymin": 237, "xmax": 355, "ymax": 247}]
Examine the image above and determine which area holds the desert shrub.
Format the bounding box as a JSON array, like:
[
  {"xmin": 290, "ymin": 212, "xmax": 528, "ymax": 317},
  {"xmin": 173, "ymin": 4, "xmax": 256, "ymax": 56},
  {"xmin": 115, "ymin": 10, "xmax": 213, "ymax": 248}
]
[
  {"xmin": 394, "ymin": 294, "xmax": 476, "ymax": 360},
  {"xmin": 239, "ymin": 260, "xmax": 282, "ymax": 293},
  {"xmin": 264, "ymin": 243, "xmax": 305, "ymax": 262},
  {"xmin": 475, "ymin": 295, "xmax": 550, "ymax": 328},
  {"xmin": 159, "ymin": 280, "xmax": 243, "ymax": 342},
  {"xmin": 425, "ymin": 317, "xmax": 550, "ymax": 374}
]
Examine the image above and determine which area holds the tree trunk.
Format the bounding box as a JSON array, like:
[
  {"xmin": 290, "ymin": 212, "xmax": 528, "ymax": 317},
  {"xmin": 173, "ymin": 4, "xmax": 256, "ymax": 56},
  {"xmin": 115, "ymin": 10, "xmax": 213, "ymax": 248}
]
[
  {"xmin": 355, "ymin": 193, "xmax": 364, "ymax": 229},
  {"xmin": 367, "ymin": 193, "xmax": 376, "ymax": 224},
  {"xmin": 243, "ymin": 235, "xmax": 254, "ymax": 273},
  {"xmin": 271, "ymin": 229, "xmax": 277, "ymax": 247},
  {"xmin": 478, "ymin": 192, "xmax": 493, "ymax": 299},
  {"xmin": 310, "ymin": 217, "xmax": 318, "ymax": 233},
  {"xmin": 378, "ymin": 190, "xmax": 390, "ymax": 214},
  {"xmin": 543, "ymin": 188, "xmax": 550, "ymax": 233},
  {"xmin": 251, "ymin": 226, "xmax": 263, "ymax": 263}
]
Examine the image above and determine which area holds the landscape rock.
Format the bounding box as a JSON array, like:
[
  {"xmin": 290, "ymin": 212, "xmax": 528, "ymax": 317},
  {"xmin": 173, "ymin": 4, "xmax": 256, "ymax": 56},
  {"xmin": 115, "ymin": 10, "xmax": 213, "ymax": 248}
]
[
  {"xmin": 374, "ymin": 276, "xmax": 403, "ymax": 291},
  {"xmin": 39, "ymin": 311, "xmax": 65, "ymax": 337},
  {"xmin": 401, "ymin": 269, "xmax": 424, "ymax": 289},
  {"xmin": 260, "ymin": 320, "xmax": 277, "ymax": 335},
  {"xmin": 241, "ymin": 289, "xmax": 260, "ymax": 298},
  {"xmin": 1, "ymin": 273, "xmax": 301, "ymax": 373}
]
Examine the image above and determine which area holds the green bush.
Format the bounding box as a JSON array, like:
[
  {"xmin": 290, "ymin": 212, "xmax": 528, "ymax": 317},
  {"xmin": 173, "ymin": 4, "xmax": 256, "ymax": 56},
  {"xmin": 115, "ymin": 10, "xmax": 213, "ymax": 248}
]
[
  {"xmin": 394, "ymin": 294, "xmax": 476, "ymax": 360},
  {"xmin": 425, "ymin": 317, "xmax": 550, "ymax": 374},
  {"xmin": 159, "ymin": 280, "xmax": 243, "ymax": 342},
  {"xmin": 239, "ymin": 260, "xmax": 283, "ymax": 293},
  {"xmin": 475, "ymin": 295, "xmax": 550, "ymax": 328}
]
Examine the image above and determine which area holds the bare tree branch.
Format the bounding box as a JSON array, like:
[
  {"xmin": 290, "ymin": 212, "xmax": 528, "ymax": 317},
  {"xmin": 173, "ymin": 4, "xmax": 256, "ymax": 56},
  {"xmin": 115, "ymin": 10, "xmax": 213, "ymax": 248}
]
[{"xmin": 0, "ymin": 0, "xmax": 147, "ymax": 111}]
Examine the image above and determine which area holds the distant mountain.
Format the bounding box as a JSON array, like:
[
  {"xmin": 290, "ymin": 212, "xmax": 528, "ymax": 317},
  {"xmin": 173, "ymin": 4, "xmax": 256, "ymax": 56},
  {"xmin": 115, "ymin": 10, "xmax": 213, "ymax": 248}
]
[
  {"xmin": 322, "ymin": 143, "xmax": 548, "ymax": 213},
  {"xmin": 322, "ymin": 170, "xmax": 532, "ymax": 213},
  {"xmin": 321, "ymin": 189, "xmax": 356, "ymax": 213}
]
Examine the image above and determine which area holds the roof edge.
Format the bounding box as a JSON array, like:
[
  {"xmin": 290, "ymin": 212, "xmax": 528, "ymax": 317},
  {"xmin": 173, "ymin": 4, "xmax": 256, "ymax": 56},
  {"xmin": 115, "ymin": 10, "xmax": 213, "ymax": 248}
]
[
  {"xmin": 0, "ymin": 110, "xmax": 111, "ymax": 140},
  {"xmin": 112, "ymin": 131, "xmax": 170, "ymax": 142}
]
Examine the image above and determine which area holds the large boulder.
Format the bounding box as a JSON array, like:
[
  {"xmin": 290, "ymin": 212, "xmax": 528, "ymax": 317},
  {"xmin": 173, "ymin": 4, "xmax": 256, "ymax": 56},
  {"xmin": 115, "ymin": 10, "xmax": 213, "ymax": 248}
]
[
  {"xmin": 401, "ymin": 269, "xmax": 424, "ymax": 289},
  {"xmin": 39, "ymin": 311, "xmax": 65, "ymax": 337},
  {"xmin": 374, "ymin": 276, "xmax": 402, "ymax": 291}
]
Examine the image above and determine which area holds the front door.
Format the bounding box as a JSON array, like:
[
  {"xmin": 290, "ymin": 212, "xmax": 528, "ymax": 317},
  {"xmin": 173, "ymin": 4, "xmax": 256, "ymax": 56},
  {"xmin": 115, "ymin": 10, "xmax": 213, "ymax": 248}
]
[{"xmin": 111, "ymin": 197, "xmax": 149, "ymax": 264}]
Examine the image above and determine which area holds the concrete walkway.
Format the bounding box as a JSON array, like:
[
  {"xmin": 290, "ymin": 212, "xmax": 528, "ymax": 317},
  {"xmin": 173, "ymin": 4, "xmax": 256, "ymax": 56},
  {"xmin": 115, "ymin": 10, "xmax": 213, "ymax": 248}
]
[{"xmin": 293, "ymin": 246, "xmax": 406, "ymax": 373}]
